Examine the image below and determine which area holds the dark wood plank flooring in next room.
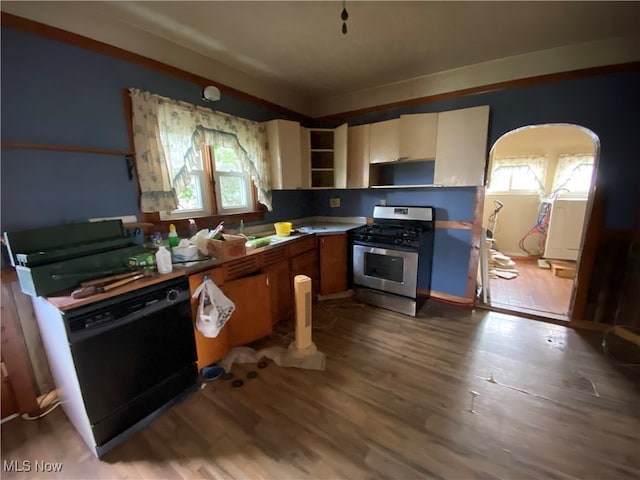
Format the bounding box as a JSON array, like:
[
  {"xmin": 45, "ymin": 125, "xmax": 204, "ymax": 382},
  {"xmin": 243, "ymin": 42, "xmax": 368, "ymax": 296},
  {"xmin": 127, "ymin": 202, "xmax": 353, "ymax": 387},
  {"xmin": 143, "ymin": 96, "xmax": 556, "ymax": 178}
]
[
  {"xmin": 490, "ymin": 257, "xmax": 574, "ymax": 320},
  {"xmin": 2, "ymin": 301, "xmax": 639, "ymax": 479}
]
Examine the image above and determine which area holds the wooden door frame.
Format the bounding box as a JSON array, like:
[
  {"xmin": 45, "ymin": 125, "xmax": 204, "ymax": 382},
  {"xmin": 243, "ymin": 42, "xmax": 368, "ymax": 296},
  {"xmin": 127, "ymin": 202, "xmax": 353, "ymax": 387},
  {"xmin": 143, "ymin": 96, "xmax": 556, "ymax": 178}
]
[
  {"xmin": 478, "ymin": 123, "xmax": 601, "ymax": 326},
  {"xmin": 1, "ymin": 276, "xmax": 39, "ymax": 416}
]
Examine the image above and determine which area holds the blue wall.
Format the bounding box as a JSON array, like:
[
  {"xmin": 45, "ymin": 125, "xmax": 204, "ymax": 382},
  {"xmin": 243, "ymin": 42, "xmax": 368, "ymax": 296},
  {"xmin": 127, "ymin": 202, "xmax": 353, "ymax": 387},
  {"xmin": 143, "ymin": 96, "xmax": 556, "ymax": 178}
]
[
  {"xmin": 312, "ymin": 187, "xmax": 478, "ymax": 296},
  {"xmin": 332, "ymin": 72, "xmax": 640, "ymax": 231},
  {"xmin": 0, "ymin": 26, "xmax": 306, "ymax": 232},
  {"xmin": 2, "ymin": 25, "xmax": 639, "ymax": 299},
  {"xmin": 315, "ymin": 69, "xmax": 640, "ymax": 297}
]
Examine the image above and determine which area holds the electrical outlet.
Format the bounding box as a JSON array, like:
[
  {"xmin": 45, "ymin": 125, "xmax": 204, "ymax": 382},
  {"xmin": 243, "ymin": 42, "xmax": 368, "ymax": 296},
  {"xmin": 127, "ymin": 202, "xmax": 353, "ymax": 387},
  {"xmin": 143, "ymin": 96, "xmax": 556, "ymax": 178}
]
[{"xmin": 330, "ymin": 198, "xmax": 340, "ymax": 208}]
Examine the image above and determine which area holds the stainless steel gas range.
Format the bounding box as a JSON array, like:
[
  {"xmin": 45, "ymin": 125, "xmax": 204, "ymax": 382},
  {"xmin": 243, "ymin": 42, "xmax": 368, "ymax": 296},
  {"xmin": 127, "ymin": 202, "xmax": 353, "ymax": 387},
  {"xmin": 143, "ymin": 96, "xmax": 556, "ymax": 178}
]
[{"xmin": 351, "ymin": 205, "xmax": 435, "ymax": 316}]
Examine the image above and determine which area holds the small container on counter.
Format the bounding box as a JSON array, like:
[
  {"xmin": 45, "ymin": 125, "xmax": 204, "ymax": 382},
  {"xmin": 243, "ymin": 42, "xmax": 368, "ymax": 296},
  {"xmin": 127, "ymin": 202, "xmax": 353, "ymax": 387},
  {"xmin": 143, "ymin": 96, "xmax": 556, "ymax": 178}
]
[
  {"xmin": 168, "ymin": 224, "xmax": 179, "ymax": 248},
  {"xmin": 152, "ymin": 232, "xmax": 163, "ymax": 246},
  {"xmin": 155, "ymin": 246, "xmax": 173, "ymax": 274}
]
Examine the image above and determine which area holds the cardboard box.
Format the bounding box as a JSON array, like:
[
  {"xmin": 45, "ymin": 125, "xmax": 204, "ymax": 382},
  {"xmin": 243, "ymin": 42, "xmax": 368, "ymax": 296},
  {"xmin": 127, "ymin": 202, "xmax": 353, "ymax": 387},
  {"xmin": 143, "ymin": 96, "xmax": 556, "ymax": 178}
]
[
  {"xmin": 128, "ymin": 251, "xmax": 156, "ymax": 268},
  {"xmin": 206, "ymin": 234, "xmax": 247, "ymax": 260}
]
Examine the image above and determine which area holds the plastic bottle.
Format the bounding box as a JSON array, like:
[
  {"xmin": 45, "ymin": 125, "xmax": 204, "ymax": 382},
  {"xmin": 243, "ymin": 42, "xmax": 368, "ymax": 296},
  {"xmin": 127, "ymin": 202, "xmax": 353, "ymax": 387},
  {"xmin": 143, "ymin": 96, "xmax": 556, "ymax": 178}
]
[
  {"xmin": 188, "ymin": 219, "xmax": 198, "ymax": 238},
  {"xmin": 152, "ymin": 232, "xmax": 163, "ymax": 246},
  {"xmin": 155, "ymin": 246, "xmax": 173, "ymax": 274},
  {"xmin": 168, "ymin": 224, "xmax": 179, "ymax": 248}
]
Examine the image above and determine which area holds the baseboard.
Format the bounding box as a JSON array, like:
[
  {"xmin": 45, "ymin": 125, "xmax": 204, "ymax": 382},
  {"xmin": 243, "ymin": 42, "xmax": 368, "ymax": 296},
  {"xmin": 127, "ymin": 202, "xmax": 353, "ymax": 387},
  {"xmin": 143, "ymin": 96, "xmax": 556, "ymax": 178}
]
[
  {"xmin": 426, "ymin": 289, "xmax": 474, "ymax": 305},
  {"xmin": 611, "ymin": 325, "xmax": 640, "ymax": 346},
  {"xmin": 568, "ymin": 320, "xmax": 612, "ymax": 332},
  {"xmin": 317, "ymin": 290, "xmax": 354, "ymax": 301}
]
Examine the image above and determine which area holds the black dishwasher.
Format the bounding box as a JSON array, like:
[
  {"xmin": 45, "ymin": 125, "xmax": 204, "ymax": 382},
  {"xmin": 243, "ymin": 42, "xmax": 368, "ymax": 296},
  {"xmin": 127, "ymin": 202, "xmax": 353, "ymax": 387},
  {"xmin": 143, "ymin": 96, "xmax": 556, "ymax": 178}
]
[{"xmin": 64, "ymin": 276, "xmax": 197, "ymax": 452}]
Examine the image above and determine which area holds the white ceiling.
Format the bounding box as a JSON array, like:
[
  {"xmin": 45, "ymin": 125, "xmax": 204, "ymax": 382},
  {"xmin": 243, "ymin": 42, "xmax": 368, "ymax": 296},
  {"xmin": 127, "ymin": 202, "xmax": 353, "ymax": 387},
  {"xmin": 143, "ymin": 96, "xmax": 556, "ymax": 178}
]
[{"xmin": 2, "ymin": 1, "xmax": 640, "ymax": 117}]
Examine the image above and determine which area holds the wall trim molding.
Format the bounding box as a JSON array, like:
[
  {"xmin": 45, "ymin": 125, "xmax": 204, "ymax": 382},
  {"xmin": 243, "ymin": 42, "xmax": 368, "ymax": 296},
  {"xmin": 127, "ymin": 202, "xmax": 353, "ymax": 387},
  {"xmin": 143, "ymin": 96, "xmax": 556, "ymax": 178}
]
[
  {"xmin": 435, "ymin": 220, "xmax": 473, "ymax": 230},
  {"xmin": 316, "ymin": 62, "xmax": 640, "ymax": 123},
  {"xmin": 3, "ymin": 12, "xmax": 639, "ymax": 123}
]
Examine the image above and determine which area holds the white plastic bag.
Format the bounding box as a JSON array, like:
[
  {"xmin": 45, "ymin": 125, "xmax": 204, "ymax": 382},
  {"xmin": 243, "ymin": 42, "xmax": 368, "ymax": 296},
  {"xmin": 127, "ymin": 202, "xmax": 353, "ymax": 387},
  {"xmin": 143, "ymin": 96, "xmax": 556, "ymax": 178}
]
[{"xmin": 192, "ymin": 278, "xmax": 235, "ymax": 338}]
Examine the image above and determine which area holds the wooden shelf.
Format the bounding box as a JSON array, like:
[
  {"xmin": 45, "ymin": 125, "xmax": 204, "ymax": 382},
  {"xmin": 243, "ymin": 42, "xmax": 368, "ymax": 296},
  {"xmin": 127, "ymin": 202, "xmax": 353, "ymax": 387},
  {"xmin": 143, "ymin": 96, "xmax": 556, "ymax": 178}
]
[{"xmin": 310, "ymin": 129, "xmax": 335, "ymax": 188}]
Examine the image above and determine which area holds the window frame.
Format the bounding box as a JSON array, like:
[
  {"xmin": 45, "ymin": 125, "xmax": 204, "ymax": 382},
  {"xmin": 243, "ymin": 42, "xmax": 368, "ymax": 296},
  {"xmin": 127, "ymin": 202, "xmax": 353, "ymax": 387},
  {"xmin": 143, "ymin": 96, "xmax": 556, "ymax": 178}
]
[
  {"xmin": 487, "ymin": 157, "xmax": 547, "ymax": 195},
  {"xmin": 210, "ymin": 145, "xmax": 254, "ymax": 215}
]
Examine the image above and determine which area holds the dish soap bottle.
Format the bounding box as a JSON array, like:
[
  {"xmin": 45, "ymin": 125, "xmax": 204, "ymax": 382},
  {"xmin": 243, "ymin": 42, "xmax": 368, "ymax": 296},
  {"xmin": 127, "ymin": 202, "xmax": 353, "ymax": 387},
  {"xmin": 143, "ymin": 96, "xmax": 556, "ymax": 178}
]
[
  {"xmin": 155, "ymin": 245, "xmax": 173, "ymax": 274},
  {"xmin": 168, "ymin": 224, "xmax": 179, "ymax": 248}
]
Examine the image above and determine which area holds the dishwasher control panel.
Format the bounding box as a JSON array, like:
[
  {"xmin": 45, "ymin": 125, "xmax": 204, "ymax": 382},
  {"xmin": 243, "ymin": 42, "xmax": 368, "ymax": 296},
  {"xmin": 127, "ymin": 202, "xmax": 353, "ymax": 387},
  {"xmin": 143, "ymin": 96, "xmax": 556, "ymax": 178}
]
[{"xmin": 65, "ymin": 276, "xmax": 190, "ymax": 334}]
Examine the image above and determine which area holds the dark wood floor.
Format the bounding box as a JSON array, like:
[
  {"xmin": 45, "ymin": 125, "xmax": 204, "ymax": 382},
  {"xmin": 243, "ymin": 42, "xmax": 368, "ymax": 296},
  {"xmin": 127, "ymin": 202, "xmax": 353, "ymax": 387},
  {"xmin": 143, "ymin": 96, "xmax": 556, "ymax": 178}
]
[
  {"xmin": 489, "ymin": 258, "xmax": 574, "ymax": 320},
  {"xmin": 2, "ymin": 301, "xmax": 639, "ymax": 479}
]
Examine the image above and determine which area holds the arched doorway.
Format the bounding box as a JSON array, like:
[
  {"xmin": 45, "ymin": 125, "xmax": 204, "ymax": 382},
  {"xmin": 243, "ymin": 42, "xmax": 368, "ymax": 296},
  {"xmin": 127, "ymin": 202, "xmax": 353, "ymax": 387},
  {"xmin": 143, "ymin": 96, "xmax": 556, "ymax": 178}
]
[{"xmin": 479, "ymin": 124, "xmax": 599, "ymax": 322}]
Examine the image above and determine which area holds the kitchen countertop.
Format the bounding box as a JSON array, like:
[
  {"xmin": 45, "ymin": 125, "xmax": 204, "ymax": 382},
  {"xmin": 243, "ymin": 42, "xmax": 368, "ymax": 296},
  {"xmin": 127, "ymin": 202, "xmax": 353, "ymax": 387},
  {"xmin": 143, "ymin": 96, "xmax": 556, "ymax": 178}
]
[
  {"xmin": 44, "ymin": 225, "xmax": 366, "ymax": 311},
  {"xmin": 297, "ymin": 223, "xmax": 364, "ymax": 234},
  {"xmin": 42, "ymin": 217, "xmax": 367, "ymax": 311},
  {"xmin": 46, "ymin": 268, "xmax": 187, "ymax": 311}
]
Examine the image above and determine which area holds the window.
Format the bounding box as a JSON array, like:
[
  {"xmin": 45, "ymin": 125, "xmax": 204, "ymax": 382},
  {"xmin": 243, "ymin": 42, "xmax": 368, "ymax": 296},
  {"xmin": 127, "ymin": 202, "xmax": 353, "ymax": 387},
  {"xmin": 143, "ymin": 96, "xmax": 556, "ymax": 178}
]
[
  {"xmin": 128, "ymin": 88, "xmax": 271, "ymax": 223},
  {"xmin": 160, "ymin": 143, "xmax": 254, "ymax": 220},
  {"xmin": 552, "ymin": 154, "xmax": 594, "ymax": 194},
  {"xmin": 487, "ymin": 156, "xmax": 546, "ymax": 193},
  {"xmin": 211, "ymin": 145, "xmax": 253, "ymax": 214}
]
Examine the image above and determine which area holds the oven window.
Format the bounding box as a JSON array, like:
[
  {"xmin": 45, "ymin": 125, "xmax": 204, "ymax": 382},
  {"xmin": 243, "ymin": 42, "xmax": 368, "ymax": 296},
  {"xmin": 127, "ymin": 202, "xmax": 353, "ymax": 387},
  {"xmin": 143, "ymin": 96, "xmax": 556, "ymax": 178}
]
[{"xmin": 364, "ymin": 252, "xmax": 404, "ymax": 283}]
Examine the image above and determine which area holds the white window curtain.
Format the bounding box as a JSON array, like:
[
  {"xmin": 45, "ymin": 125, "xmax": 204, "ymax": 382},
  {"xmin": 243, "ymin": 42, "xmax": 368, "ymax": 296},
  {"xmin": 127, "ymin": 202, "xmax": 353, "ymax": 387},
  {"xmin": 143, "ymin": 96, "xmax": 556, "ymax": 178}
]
[
  {"xmin": 552, "ymin": 154, "xmax": 594, "ymax": 194},
  {"xmin": 129, "ymin": 88, "xmax": 272, "ymax": 212},
  {"xmin": 488, "ymin": 155, "xmax": 547, "ymax": 192},
  {"xmin": 129, "ymin": 89, "xmax": 179, "ymax": 212}
]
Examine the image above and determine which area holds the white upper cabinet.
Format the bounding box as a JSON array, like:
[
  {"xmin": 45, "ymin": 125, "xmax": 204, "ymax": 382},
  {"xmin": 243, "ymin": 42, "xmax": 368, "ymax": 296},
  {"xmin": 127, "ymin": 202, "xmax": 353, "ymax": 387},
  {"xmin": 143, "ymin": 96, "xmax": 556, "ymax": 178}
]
[
  {"xmin": 304, "ymin": 124, "xmax": 348, "ymax": 189},
  {"xmin": 266, "ymin": 119, "xmax": 303, "ymax": 189},
  {"xmin": 347, "ymin": 124, "xmax": 370, "ymax": 188},
  {"xmin": 398, "ymin": 113, "xmax": 438, "ymax": 161},
  {"xmin": 369, "ymin": 113, "xmax": 438, "ymax": 164},
  {"xmin": 369, "ymin": 118, "xmax": 399, "ymax": 164},
  {"xmin": 434, "ymin": 105, "xmax": 490, "ymax": 186}
]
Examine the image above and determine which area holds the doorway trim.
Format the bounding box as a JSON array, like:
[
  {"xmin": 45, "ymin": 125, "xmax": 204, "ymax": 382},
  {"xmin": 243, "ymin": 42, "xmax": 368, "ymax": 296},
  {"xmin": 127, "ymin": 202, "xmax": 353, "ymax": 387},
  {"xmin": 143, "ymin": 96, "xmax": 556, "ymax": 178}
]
[{"xmin": 480, "ymin": 123, "xmax": 601, "ymax": 324}]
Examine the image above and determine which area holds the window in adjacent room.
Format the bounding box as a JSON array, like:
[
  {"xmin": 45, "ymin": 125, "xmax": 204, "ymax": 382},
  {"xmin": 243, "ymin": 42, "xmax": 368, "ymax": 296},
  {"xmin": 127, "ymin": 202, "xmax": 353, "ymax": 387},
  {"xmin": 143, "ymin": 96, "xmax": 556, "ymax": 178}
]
[
  {"xmin": 551, "ymin": 154, "xmax": 594, "ymax": 194},
  {"xmin": 487, "ymin": 155, "xmax": 547, "ymax": 193}
]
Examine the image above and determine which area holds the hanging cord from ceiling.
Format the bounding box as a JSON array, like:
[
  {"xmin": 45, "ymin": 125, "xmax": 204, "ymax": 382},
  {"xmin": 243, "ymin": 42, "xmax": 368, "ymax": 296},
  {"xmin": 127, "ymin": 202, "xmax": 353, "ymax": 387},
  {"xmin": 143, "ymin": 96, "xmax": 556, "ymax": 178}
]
[{"xmin": 341, "ymin": 1, "xmax": 349, "ymax": 34}]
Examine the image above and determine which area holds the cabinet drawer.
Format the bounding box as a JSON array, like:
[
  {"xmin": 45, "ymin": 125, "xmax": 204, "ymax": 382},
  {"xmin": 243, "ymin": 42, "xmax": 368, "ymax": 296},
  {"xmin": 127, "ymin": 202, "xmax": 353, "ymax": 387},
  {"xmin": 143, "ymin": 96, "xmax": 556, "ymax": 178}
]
[
  {"xmin": 261, "ymin": 244, "xmax": 289, "ymax": 267},
  {"xmin": 223, "ymin": 255, "xmax": 261, "ymax": 281},
  {"xmin": 289, "ymin": 236, "xmax": 317, "ymax": 257}
]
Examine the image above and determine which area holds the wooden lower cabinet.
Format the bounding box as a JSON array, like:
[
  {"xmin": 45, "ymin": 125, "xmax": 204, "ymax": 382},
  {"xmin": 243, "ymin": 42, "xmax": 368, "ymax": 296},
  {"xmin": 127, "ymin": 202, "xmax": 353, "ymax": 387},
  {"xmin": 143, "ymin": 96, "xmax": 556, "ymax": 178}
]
[
  {"xmin": 291, "ymin": 248, "xmax": 319, "ymax": 301},
  {"xmin": 263, "ymin": 259, "xmax": 293, "ymax": 324},
  {"xmin": 319, "ymin": 234, "xmax": 348, "ymax": 295},
  {"xmin": 188, "ymin": 268, "xmax": 272, "ymax": 370},
  {"xmin": 222, "ymin": 272, "xmax": 272, "ymax": 347},
  {"xmin": 189, "ymin": 268, "xmax": 228, "ymax": 370}
]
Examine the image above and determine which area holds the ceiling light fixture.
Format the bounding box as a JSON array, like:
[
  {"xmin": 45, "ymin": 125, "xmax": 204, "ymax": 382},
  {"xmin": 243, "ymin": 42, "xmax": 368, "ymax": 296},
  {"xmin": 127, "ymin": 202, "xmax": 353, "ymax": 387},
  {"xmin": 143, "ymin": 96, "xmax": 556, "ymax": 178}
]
[
  {"xmin": 202, "ymin": 85, "xmax": 221, "ymax": 102},
  {"xmin": 341, "ymin": 1, "xmax": 349, "ymax": 35}
]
